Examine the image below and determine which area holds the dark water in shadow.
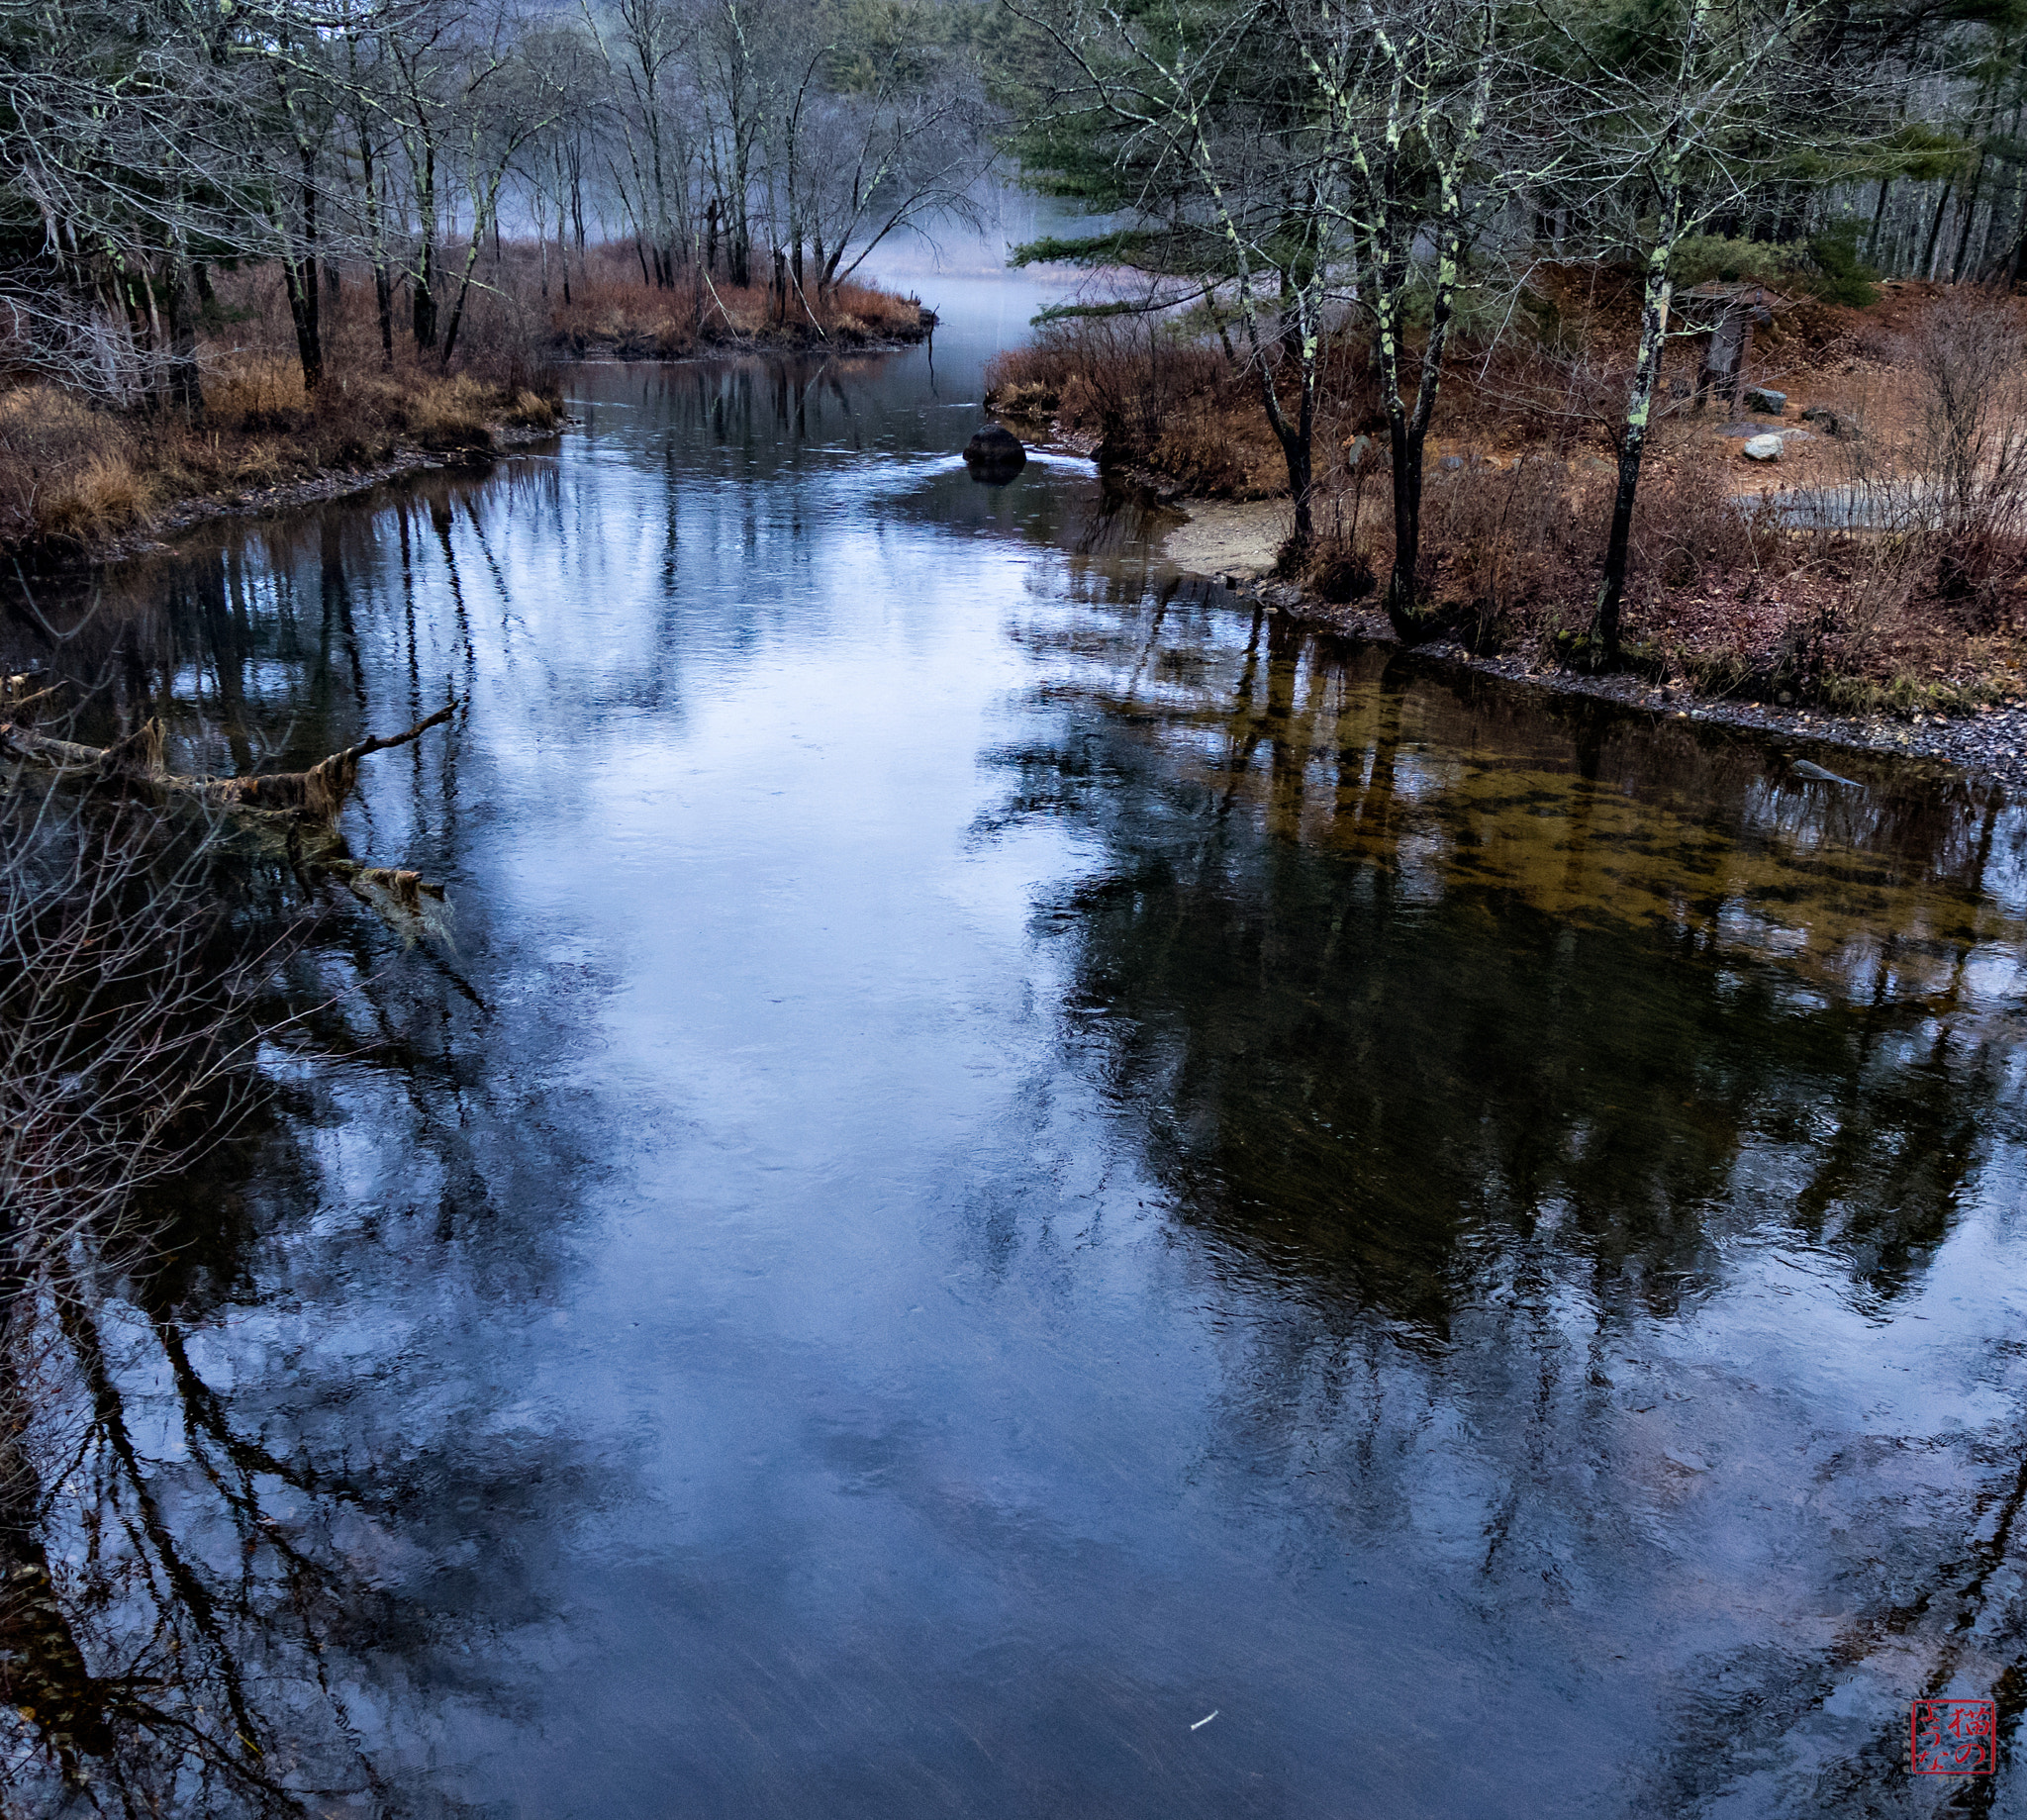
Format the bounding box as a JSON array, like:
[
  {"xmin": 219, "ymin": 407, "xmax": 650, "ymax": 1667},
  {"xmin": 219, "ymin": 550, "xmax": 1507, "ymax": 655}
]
[{"xmin": 5, "ymin": 274, "xmax": 2027, "ymax": 1817}]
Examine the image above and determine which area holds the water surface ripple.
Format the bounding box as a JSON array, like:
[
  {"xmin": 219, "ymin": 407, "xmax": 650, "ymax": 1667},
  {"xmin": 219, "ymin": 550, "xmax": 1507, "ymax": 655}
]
[{"xmin": 10, "ymin": 276, "xmax": 2027, "ymax": 1818}]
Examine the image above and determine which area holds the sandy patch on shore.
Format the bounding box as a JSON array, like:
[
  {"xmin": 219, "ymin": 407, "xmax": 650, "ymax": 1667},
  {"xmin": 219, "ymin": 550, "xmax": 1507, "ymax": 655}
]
[{"xmin": 1160, "ymin": 498, "xmax": 1288, "ymax": 579}]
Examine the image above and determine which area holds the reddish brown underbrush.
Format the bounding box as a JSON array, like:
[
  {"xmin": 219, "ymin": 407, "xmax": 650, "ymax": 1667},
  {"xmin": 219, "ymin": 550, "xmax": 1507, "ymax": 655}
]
[
  {"xmin": 985, "ymin": 318, "xmax": 1303, "ymax": 495},
  {"xmin": 0, "ymin": 261, "xmax": 564, "ymax": 555},
  {"xmin": 548, "ymin": 244, "xmax": 928, "ymax": 357},
  {"xmin": 992, "ymin": 286, "xmax": 2027, "ymax": 713}
]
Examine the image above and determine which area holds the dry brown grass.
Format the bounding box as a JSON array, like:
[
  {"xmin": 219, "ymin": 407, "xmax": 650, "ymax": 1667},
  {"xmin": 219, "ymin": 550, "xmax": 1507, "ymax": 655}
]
[
  {"xmin": 996, "ymin": 289, "xmax": 2027, "ymax": 713},
  {"xmin": 549, "ymin": 244, "xmax": 929, "ymax": 357},
  {"xmin": 0, "ymin": 266, "xmax": 566, "ymax": 555},
  {"xmin": 0, "ymin": 363, "xmax": 561, "ymax": 555},
  {"xmin": 986, "ymin": 322, "xmax": 1296, "ymax": 495},
  {"xmin": 0, "ymin": 237, "xmax": 926, "ymax": 556},
  {"xmin": 0, "ymin": 388, "xmax": 142, "ymax": 546}
]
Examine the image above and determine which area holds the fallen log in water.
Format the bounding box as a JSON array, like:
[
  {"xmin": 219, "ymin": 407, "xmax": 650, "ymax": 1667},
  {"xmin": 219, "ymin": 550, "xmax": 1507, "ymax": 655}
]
[
  {"xmin": 2, "ymin": 693, "xmax": 463, "ymax": 947},
  {"xmin": 0, "ymin": 702, "xmax": 456, "ymax": 824}
]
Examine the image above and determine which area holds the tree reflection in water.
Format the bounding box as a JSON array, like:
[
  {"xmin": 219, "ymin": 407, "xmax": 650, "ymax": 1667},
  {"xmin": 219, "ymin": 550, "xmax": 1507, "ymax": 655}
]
[
  {"xmin": 993, "ymin": 585, "xmax": 2025, "ymax": 1319},
  {"xmin": 985, "ymin": 576, "xmax": 2027, "ymax": 1804},
  {"xmin": 9, "ymin": 391, "xmax": 2027, "ymax": 1812},
  {"xmin": 0, "ymin": 501, "xmax": 580, "ymax": 1817},
  {"xmin": 0, "ymin": 938, "xmax": 543, "ymax": 1815}
]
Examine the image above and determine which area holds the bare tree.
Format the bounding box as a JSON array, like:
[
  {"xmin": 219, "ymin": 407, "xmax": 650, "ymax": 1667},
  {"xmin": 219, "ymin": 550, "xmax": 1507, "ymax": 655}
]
[
  {"xmin": 1549, "ymin": 0, "xmax": 1818, "ymax": 665},
  {"xmin": 1284, "ymin": 0, "xmax": 1508, "ymax": 632}
]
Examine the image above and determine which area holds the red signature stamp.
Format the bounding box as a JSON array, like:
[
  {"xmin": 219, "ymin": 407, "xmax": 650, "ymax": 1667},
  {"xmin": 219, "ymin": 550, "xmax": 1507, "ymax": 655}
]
[{"xmin": 1911, "ymin": 1698, "xmax": 1997, "ymax": 1775}]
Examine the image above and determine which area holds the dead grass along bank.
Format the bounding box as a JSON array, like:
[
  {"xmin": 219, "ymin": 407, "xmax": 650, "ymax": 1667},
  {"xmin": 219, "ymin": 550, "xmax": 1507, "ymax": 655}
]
[{"xmin": 988, "ymin": 277, "xmax": 2027, "ymax": 719}]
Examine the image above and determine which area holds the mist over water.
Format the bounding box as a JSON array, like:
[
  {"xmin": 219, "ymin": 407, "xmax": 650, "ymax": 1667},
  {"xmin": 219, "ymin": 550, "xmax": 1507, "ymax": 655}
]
[{"xmin": 5, "ymin": 247, "xmax": 2027, "ymax": 1817}]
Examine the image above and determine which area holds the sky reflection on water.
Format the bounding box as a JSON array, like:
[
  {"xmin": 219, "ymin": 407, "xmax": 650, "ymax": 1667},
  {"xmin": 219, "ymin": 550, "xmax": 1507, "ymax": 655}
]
[{"xmin": 3, "ymin": 271, "xmax": 2026, "ymax": 1818}]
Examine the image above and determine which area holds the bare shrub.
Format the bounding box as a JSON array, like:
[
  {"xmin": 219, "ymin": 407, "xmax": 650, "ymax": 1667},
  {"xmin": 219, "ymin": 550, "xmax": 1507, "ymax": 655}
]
[
  {"xmin": 1453, "ymin": 335, "xmax": 1645, "ymax": 459},
  {"xmin": 1628, "ymin": 455, "xmax": 1786, "ymax": 597},
  {"xmin": 1, "ymin": 739, "xmax": 275, "ymax": 1271},
  {"xmin": 1907, "ymin": 292, "xmax": 2027, "ymax": 538},
  {"xmin": 1901, "ymin": 291, "xmax": 2027, "ymax": 622},
  {"xmin": 984, "ymin": 316, "xmax": 1277, "ymax": 483},
  {"xmin": 546, "ymin": 241, "xmax": 928, "ymax": 359},
  {"xmin": 1414, "ymin": 456, "xmax": 1613, "ymax": 648}
]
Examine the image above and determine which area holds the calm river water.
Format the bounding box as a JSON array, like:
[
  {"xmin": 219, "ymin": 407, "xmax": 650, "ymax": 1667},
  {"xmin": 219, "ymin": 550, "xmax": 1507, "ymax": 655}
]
[{"xmin": 9, "ymin": 271, "xmax": 2027, "ymax": 1818}]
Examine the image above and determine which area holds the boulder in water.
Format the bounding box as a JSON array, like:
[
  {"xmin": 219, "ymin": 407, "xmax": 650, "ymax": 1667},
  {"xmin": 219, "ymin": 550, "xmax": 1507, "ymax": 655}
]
[{"xmin": 963, "ymin": 423, "xmax": 1026, "ymax": 482}]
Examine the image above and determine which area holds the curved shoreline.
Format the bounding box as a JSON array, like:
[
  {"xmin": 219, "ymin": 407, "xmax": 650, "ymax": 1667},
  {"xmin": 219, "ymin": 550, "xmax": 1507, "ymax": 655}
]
[
  {"xmin": 1147, "ymin": 493, "xmax": 2023, "ymax": 794},
  {"xmin": 43, "ymin": 423, "xmax": 567, "ymax": 573}
]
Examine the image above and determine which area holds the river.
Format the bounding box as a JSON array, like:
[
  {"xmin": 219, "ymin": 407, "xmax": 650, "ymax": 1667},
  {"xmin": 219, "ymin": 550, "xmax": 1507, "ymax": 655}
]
[{"xmin": 4, "ymin": 263, "xmax": 2027, "ymax": 1818}]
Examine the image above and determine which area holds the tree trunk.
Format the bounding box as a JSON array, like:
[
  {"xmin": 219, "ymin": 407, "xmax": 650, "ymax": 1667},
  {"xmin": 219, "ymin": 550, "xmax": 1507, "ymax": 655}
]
[
  {"xmin": 1593, "ymin": 442, "xmax": 1650, "ymax": 668},
  {"xmin": 438, "ymin": 171, "xmax": 512, "ymax": 368},
  {"xmin": 1865, "ymin": 174, "xmax": 1891, "ymax": 264},
  {"xmin": 1378, "ymin": 279, "xmax": 1465, "ymax": 643},
  {"xmin": 0, "ymin": 704, "xmax": 456, "ymax": 828},
  {"xmin": 412, "ymin": 252, "xmax": 437, "ymax": 352},
  {"xmin": 412, "ymin": 141, "xmax": 438, "ymax": 353},
  {"xmin": 162, "ymin": 256, "xmax": 203, "ymax": 423},
  {"xmin": 1593, "ymin": 179, "xmax": 1683, "ymax": 667},
  {"xmin": 359, "ymin": 137, "xmax": 395, "ymax": 368},
  {"xmin": 1920, "ymin": 179, "xmax": 1956, "ymax": 279},
  {"xmin": 1261, "ymin": 369, "xmax": 1314, "ymax": 554},
  {"xmin": 1383, "ymin": 405, "xmax": 1424, "ymax": 633},
  {"xmin": 1952, "ymin": 162, "xmax": 1988, "ymax": 282},
  {"xmin": 1996, "ymin": 180, "xmax": 2027, "ymax": 283},
  {"xmin": 281, "ymin": 256, "xmax": 322, "ymax": 393},
  {"xmin": 282, "ymin": 145, "xmax": 322, "ymax": 392},
  {"xmin": 374, "ymin": 259, "xmax": 395, "ymax": 367},
  {"xmin": 558, "ymin": 194, "xmax": 571, "ymax": 306}
]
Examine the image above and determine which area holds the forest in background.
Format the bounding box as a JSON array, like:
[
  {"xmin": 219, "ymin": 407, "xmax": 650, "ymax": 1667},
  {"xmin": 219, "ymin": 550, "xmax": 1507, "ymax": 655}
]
[
  {"xmin": 0, "ymin": 0, "xmax": 990, "ymax": 551},
  {"xmin": 5, "ymin": 0, "xmax": 2027, "ymax": 698},
  {"xmin": 991, "ymin": 0, "xmax": 2027, "ymax": 705}
]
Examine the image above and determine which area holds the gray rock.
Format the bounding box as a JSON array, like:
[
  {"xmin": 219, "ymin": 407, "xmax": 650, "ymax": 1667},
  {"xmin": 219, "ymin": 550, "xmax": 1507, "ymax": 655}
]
[
  {"xmin": 1715, "ymin": 421, "xmax": 1780, "ymax": 438},
  {"xmin": 1440, "ymin": 454, "xmax": 1464, "ymax": 470},
  {"xmin": 1742, "ymin": 433, "xmax": 1783, "ymax": 461},
  {"xmin": 1799, "ymin": 404, "xmax": 1845, "ymax": 436},
  {"xmin": 1744, "ymin": 385, "xmax": 1787, "ymax": 415},
  {"xmin": 963, "ymin": 423, "xmax": 1026, "ymax": 479}
]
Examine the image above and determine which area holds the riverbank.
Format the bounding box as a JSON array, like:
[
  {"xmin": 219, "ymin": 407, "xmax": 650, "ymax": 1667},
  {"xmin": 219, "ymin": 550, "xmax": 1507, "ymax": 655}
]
[
  {"xmin": 1156, "ymin": 493, "xmax": 2027, "ymax": 789},
  {"xmin": 1, "ymin": 247, "xmax": 933, "ymax": 567},
  {"xmin": 69, "ymin": 420, "xmax": 566, "ymax": 568},
  {"xmin": 0, "ymin": 364, "xmax": 566, "ymax": 569},
  {"xmin": 995, "ymin": 278, "xmax": 2027, "ymax": 756},
  {"xmin": 548, "ymin": 275, "xmax": 935, "ymax": 361}
]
